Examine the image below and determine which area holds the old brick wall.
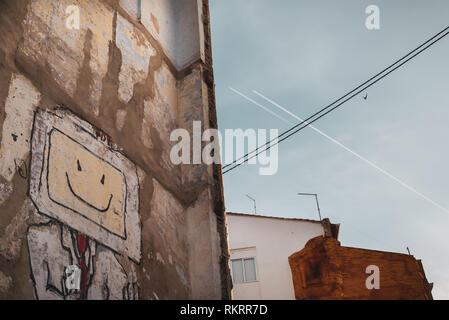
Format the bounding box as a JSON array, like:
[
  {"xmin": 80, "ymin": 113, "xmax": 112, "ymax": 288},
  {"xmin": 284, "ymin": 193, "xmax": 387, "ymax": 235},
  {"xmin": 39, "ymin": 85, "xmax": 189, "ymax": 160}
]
[
  {"xmin": 0, "ymin": 0, "xmax": 231, "ymax": 300},
  {"xmin": 289, "ymin": 236, "xmax": 433, "ymax": 300}
]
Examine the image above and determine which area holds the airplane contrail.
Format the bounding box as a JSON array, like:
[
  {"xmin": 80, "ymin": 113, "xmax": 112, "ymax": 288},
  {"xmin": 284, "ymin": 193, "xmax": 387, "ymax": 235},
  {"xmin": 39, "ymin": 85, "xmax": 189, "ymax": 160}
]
[
  {"xmin": 229, "ymin": 87, "xmax": 449, "ymax": 215},
  {"xmin": 229, "ymin": 87, "xmax": 293, "ymax": 125}
]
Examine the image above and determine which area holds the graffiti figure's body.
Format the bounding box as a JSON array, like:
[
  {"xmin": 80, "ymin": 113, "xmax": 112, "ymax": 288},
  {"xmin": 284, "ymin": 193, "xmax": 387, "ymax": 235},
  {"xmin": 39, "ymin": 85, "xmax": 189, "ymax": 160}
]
[{"xmin": 27, "ymin": 223, "xmax": 138, "ymax": 300}]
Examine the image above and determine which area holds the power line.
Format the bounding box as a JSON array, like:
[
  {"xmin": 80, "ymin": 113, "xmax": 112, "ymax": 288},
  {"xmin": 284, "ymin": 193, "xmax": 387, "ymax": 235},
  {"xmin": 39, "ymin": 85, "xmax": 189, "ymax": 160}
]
[
  {"xmin": 250, "ymin": 89, "xmax": 449, "ymax": 214},
  {"xmin": 223, "ymin": 25, "xmax": 449, "ymax": 174},
  {"xmin": 224, "ymin": 25, "xmax": 449, "ymax": 170}
]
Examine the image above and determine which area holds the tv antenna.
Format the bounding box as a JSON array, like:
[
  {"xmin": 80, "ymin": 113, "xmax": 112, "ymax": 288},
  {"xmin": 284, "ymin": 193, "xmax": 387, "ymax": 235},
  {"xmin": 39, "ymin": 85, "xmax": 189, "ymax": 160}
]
[
  {"xmin": 246, "ymin": 194, "xmax": 257, "ymax": 214},
  {"xmin": 297, "ymin": 193, "xmax": 322, "ymax": 221}
]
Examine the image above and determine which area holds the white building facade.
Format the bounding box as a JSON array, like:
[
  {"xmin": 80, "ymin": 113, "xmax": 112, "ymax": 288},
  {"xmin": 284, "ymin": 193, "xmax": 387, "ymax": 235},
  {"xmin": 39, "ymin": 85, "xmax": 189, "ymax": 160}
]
[{"xmin": 227, "ymin": 213, "xmax": 339, "ymax": 300}]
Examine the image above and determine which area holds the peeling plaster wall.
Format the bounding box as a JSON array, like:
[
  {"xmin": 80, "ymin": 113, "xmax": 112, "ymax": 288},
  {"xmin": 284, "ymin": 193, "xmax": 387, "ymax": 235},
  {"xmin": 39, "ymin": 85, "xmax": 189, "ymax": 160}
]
[
  {"xmin": 116, "ymin": 13, "xmax": 156, "ymax": 103},
  {"xmin": 0, "ymin": 0, "xmax": 230, "ymax": 300},
  {"xmin": 18, "ymin": 0, "xmax": 114, "ymax": 116},
  {"xmin": 0, "ymin": 74, "xmax": 40, "ymax": 182},
  {"xmin": 119, "ymin": 0, "xmax": 203, "ymax": 70},
  {"xmin": 140, "ymin": 0, "xmax": 202, "ymax": 70}
]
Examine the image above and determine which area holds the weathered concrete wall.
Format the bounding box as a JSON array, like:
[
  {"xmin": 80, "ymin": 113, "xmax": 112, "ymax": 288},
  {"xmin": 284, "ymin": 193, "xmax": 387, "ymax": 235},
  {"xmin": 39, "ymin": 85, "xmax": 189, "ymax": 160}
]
[
  {"xmin": 140, "ymin": 0, "xmax": 202, "ymax": 70},
  {"xmin": 0, "ymin": 0, "xmax": 231, "ymax": 300},
  {"xmin": 289, "ymin": 236, "xmax": 433, "ymax": 300},
  {"xmin": 119, "ymin": 0, "xmax": 202, "ymax": 71}
]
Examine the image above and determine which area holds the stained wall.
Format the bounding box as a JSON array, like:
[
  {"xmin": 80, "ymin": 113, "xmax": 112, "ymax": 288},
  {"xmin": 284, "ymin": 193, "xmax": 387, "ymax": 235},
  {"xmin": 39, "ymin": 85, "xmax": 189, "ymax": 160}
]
[{"xmin": 0, "ymin": 0, "xmax": 231, "ymax": 300}]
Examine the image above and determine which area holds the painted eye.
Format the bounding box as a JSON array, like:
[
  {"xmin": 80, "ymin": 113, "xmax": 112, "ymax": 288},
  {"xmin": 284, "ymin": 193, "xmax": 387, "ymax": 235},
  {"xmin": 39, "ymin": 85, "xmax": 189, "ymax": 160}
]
[
  {"xmin": 101, "ymin": 174, "xmax": 105, "ymax": 185},
  {"xmin": 77, "ymin": 160, "xmax": 82, "ymax": 171}
]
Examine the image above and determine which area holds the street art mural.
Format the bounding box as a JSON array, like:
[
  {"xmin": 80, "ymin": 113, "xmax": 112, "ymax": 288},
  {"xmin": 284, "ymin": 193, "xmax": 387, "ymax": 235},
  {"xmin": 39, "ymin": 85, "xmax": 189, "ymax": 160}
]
[{"xmin": 27, "ymin": 108, "xmax": 141, "ymax": 300}]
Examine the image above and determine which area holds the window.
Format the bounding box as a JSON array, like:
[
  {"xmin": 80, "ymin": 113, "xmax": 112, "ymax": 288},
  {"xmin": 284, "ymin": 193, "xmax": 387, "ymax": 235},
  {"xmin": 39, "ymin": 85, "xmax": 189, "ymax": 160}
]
[{"xmin": 231, "ymin": 257, "xmax": 258, "ymax": 283}]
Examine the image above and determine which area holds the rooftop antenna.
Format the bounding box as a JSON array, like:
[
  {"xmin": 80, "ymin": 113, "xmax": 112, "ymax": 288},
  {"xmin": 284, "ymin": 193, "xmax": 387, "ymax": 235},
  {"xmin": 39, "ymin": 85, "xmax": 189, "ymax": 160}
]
[
  {"xmin": 137, "ymin": 0, "xmax": 142, "ymax": 22},
  {"xmin": 407, "ymin": 247, "xmax": 411, "ymax": 255},
  {"xmin": 297, "ymin": 193, "xmax": 322, "ymax": 221},
  {"xmin": 246, "ymin": 194, "xmax": 257, "ymax": 214}
]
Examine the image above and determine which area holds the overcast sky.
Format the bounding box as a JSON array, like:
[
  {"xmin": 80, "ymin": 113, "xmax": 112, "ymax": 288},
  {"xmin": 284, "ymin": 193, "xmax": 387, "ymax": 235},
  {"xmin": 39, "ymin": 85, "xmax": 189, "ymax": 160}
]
[{"xmin": 210, "ymin": 0, "xmax": 449, "ymax": 299}]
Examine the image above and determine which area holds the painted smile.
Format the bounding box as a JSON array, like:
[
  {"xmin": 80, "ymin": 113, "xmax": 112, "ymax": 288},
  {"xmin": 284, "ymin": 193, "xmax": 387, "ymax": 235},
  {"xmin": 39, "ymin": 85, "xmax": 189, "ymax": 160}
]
[{"xmin": 65, "ymin": 172, "xmax": 113, "ymax": 213}]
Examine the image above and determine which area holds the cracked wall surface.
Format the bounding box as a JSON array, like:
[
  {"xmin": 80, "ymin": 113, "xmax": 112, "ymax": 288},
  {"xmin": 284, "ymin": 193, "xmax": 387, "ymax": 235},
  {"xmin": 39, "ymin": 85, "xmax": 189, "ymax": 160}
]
[{"xmin": 0, "ymin": 0, "xmax": 231, "ymax": 300}]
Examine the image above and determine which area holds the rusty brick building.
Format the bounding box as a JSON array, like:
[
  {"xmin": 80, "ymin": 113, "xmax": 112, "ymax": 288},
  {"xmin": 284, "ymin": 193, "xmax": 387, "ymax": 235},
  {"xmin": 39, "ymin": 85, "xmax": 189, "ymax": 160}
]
[
  {"xmin": 0, "ymin": 0, "xmax": 231, "ymax": 299},
  {"xmin": 289, "ymin": 236, "xmax": 433, "ymax": 300}
]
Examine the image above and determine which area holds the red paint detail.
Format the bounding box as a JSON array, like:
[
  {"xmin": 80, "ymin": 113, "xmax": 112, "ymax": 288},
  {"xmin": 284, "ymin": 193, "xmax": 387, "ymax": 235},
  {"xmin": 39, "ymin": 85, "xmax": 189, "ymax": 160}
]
[
  {"xmin": 77, "ymin": 234, "xmax": 87, "ymax": 254},
  {"xmin": 79, "ymin": 258, "xmax": 88, "ymax": 299},
  {"xmin": 76, "ymin": 233, "xmax": 88, "ymax": 299},
  {"xmin": 95, "ymin": 130, "xmax": 112, "ymax": 147}
]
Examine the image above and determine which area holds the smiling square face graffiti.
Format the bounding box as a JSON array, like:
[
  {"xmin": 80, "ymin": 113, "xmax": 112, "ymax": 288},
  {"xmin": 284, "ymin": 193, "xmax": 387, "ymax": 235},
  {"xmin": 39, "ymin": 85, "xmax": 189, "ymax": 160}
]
[
  {"xmin": 29, "ymin": 108, "xmax": 141, "ymax": 261},
  {"xmin": 27, "ymin": 108, "xmax": 141, "ymax": 300},
  {"xmin": 47, "ymin": 129, "xmax": 126, "ymax": 238}
]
